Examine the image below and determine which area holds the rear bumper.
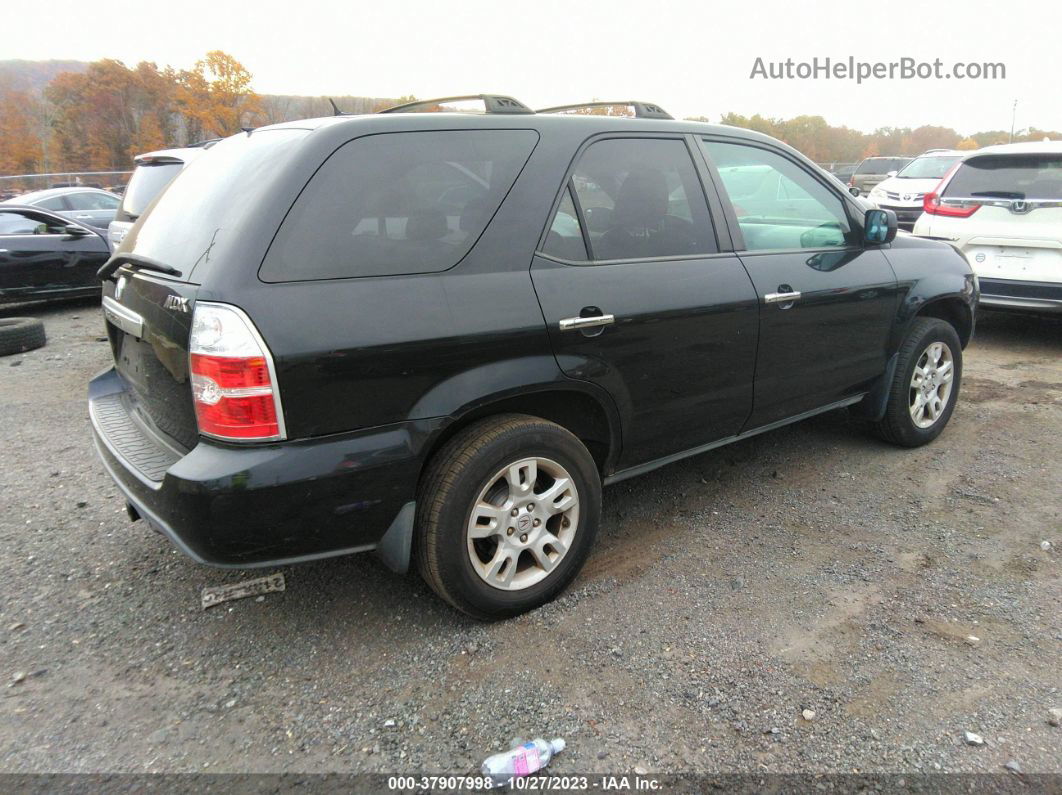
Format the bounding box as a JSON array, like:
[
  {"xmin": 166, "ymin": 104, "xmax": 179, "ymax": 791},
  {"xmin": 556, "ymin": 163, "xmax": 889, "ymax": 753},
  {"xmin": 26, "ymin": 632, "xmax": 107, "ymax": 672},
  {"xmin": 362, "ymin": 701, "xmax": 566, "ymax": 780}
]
[
  {"xmin": 978, "ymin": 278, "xmax": 1062, "ymax": 313},
  {"xmin": 89, "ymin": 367, "xmax": 437, "ymax": 569}
]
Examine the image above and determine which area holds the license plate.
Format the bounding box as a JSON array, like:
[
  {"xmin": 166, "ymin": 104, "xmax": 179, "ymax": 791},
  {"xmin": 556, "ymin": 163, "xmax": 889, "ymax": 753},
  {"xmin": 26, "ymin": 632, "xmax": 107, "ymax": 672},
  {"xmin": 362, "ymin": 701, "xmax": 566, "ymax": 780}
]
[{"xmin": 201, "ymin": 573, "xmax": 286, "ymax": 609}]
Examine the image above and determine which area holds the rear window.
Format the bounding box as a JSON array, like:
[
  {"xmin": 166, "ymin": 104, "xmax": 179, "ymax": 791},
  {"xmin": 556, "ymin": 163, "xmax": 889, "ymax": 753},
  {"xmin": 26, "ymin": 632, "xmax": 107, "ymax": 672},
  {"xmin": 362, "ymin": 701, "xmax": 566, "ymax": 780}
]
[
  {"xmin": 129, "ymin": 129, "xmax": 308, "ymax": 279},
  {"xmin": 260, "ymin": 129, "xmax": 538, "ymax": 281},
  {"xmin": 943, "ymin": 154, "xmax": 1062, "ymax": 200},
  {"xmin": 121, "ymin": 162, "xmax": 183, "ymax": 217}
]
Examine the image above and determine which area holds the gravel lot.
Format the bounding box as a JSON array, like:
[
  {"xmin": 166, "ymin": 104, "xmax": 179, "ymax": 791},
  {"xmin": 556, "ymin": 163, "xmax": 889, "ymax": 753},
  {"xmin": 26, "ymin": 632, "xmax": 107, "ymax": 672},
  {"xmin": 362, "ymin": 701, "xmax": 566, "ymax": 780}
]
[{"xmin": 0, "ymin": 301, "xmax": 1059, "ymax": 776}]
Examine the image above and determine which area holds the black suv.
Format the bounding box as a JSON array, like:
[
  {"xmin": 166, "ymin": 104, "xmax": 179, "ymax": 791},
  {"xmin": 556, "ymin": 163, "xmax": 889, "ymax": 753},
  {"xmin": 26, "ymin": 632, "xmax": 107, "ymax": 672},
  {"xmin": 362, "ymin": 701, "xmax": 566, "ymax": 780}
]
[{"xmin": 89, "ymin": 95, "xmax": 978, "ymax": 619}]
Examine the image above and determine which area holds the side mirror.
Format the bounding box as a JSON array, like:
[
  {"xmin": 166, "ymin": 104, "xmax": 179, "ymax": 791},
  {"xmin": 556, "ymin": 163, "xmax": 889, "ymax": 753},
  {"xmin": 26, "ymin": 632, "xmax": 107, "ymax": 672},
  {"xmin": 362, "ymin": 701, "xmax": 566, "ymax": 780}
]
[
  {"xmin": 63, "ymin": 224, "xmax": 91, "ymax": 237},
  {"xmin": 848, "ymin": 186, "xmax": 861, "ymax": 197},
  {"xmin": 864, "ymin": 208, "xmax": 898, "ymax": 245},
  {"xmin": 886, "ymin": 170, "xmax": 898, "ymax": 178}
]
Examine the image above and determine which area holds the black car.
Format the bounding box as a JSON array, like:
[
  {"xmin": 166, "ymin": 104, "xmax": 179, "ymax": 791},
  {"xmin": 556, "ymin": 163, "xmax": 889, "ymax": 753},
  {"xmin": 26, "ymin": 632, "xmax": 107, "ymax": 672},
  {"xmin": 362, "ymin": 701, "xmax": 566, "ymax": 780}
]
[
  {"xmin": 89, "ymin": 95, "xmax": 978, "ymax": 619},
  {"xmin": 0, "ymin": 206, "xmax": 110, "ymax": 306}
]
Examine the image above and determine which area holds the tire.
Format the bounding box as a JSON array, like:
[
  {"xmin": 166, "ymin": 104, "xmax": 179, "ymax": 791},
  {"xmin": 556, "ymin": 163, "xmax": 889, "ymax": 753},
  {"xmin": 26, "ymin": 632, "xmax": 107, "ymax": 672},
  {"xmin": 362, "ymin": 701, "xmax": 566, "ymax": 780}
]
[
  {"xmin": 415, "ymin": 414, "xmax": 602, "ymax": 620},
  {"xmin": 0, "ymin": 317, "xmax": 46, "ymax": 357},
  {"xmin": 872, "ymin": 317, "xmax": 962, "ymax": 447}
]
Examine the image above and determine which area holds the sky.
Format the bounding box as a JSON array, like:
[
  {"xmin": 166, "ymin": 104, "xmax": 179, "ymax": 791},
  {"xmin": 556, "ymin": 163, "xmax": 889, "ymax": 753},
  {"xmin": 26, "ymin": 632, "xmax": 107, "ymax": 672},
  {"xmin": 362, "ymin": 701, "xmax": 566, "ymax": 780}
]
[{"xmin": 11, "ymin": 0, "xmax": 1061, "ymax": 135}]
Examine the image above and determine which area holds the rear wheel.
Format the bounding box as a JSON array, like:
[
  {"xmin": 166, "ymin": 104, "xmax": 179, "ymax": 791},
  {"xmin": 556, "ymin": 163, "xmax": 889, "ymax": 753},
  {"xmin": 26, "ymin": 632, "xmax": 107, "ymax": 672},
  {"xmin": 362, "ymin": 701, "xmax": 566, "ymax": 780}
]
[
  {"xmin": 415, "ymin": 414, "xmax": 601, "ymax": 620},
  {"xmin": 872, "ymin": 317, "xmax": 962, "ymax": 447}
]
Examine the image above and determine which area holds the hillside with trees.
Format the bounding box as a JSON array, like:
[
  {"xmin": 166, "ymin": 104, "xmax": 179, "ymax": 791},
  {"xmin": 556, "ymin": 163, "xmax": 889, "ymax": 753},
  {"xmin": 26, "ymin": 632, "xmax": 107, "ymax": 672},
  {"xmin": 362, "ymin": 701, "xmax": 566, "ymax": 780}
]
[{"xmin": 1, "ymin": 56, "xmax": 1059, "ymax": 178}]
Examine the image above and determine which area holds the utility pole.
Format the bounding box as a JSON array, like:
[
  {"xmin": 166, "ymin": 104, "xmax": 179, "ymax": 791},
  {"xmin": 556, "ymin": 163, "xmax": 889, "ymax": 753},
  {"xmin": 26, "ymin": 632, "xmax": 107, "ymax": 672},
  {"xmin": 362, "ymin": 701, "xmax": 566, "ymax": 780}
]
[{"xmin": 1009, "ymin": 99, "xmax": 1017, "ymax": 143}]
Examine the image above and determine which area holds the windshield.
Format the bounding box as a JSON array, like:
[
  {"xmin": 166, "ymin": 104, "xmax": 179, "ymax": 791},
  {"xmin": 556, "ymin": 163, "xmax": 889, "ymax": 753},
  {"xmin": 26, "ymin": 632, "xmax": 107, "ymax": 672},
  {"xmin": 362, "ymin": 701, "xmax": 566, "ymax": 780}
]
[
  {"xmin": 856, "ymin": 158, "xmax": 908, "ymax": 175},
  {"xmin": 121, "ymin": 162, "xmax": 183, "ymax": 217},
  {"xmin": 943, "ymin": 154, "xmax": 1062, "ymax": 200},
  {"xmin": 897, "ymin": 155, "xmax": 961, "ymax": 180}
]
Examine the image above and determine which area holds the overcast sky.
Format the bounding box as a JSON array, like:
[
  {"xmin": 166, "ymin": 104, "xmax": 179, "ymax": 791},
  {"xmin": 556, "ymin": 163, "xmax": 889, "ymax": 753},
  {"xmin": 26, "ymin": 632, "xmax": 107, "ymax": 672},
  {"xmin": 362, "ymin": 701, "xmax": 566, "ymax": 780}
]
[{"xmin": 13, "ymin": 0, "xmax": 1061, "ymax": 134}]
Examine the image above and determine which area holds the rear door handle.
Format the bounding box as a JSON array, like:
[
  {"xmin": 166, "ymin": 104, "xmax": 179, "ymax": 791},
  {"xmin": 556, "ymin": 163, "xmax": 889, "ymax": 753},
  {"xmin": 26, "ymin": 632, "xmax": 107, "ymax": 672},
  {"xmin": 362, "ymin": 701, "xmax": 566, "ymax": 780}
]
[
  {"xmin": 764, "ymin": 291, "xmax": 801, "ymax": 305},
  {"xmin": 559, "ymin": 314, "xmax": 615, "ymax": 331}
]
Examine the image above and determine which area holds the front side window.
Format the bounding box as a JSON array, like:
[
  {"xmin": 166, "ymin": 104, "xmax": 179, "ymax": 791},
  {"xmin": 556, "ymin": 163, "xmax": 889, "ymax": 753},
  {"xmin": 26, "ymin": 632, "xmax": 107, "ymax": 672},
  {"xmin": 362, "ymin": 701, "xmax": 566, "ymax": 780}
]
[
  {"xmin": 703, "ymin": 140, "xmax": 854, "ymax": 251},
  {"xmin": 0, "ymin": 211, "xmax": 63, "ymax": 235},
  {"xmin": 563, "ymin": 138, "xmax": 717, "ymax": 261},
  {"xmin": 261, "ymin": 130, "xmax": 538, "ymax": 281}
]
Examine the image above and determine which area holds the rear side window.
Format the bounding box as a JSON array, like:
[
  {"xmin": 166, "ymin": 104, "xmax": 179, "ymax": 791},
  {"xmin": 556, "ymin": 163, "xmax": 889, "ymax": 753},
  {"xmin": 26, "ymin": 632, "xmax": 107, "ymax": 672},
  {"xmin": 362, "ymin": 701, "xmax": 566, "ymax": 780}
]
[
  {"xmin": 36, "ymin": 195, "xmax": 67, "ymax": 211},
  {"xmin": 261, "ymin": 130, "xmax": 538, "ymax": 281},
  {"xmin": 550, "ymin": 138, "xmax": 717, "ymax": 262},
  {"xmin": 122, "ymin": 162, "xmax": 183, "ymax": 217},
  {"xmin": 943, "ymin": 154, "xmax": 1062, "ymax": 200},
  {"xmin": 67, "ymin": 192, "xmax": 119, "ymax": 210}
]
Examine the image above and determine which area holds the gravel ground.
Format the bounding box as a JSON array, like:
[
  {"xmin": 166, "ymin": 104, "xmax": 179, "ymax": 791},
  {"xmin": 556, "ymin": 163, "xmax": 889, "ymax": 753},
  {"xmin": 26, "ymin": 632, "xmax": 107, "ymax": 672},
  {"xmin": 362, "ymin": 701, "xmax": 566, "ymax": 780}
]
[{"xmin": 0, "ymin": 301, "xmax": 1059, "ymax": 776}]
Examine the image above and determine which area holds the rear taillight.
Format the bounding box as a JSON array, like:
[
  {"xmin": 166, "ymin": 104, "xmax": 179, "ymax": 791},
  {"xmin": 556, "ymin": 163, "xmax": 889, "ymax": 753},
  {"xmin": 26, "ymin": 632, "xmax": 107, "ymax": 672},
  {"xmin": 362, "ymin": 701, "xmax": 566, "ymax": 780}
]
[
  {"xmin": 922, "ymin": 162, "xmax": 979, "ymax": 217},
  {"xmin": 189, "ymin": 303, "xmax": 285, "ymax": 442},
  {"xmin": 923, "ymin": 191, "xmax": 980, "ymax": 218}
]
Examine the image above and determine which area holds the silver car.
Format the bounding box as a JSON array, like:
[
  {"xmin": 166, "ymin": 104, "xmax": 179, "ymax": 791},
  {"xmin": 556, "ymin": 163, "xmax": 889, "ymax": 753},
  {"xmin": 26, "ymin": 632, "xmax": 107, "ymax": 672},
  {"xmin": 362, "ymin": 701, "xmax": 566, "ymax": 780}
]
[{"xmin": 2, "ymin": 187, "xmax": 120, "ymax": 233}]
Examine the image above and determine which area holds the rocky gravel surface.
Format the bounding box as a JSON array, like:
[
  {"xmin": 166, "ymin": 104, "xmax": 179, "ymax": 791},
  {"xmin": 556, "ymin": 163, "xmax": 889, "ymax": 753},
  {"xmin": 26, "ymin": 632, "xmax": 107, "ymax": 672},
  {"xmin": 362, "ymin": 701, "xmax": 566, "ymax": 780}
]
[{"xmin": 0, "ymin": 302, "xmax": 1059, "ymax": 777}]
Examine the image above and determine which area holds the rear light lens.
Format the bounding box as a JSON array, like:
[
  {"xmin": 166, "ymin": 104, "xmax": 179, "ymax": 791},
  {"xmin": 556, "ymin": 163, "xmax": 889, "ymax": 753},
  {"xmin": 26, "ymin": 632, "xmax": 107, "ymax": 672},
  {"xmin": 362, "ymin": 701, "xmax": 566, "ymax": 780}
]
[
  {"xmin": 189, "ymin": 303, "xmax": 285, "ymax": 441},
  {"xmin": 922, "ymin": 162, "xmax": 979, "ymax": 217},
  {"xmin": 923, "ymin": 191, "xmax": 980, "ymax": 218}
]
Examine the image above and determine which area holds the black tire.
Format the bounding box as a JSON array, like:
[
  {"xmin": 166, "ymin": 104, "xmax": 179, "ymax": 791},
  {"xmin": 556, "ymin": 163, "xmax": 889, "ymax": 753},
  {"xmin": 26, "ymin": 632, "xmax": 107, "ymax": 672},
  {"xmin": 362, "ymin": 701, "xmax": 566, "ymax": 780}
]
[
  {"xmin": 415, "ymin": 414, "xmax": 602, "ymax": 620},
  {"xmin": 872, "ymin": 317, "xmax": 962, "ymax": 447},
  {"xmin": 0, "ymin": 317, "xmax": 46, "ymax": 357}
]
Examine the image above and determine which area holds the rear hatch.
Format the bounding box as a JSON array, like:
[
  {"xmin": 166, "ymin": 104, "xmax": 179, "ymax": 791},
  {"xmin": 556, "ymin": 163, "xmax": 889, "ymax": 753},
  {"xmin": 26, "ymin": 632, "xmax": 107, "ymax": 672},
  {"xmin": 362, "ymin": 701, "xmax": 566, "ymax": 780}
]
[
  {"xmin": 942, "ymin": 151, "xmax": 1062, "ymax": 281},
  {"xmin": 101, "ymin": 128, "xmax": 308, "ymax": 450}
]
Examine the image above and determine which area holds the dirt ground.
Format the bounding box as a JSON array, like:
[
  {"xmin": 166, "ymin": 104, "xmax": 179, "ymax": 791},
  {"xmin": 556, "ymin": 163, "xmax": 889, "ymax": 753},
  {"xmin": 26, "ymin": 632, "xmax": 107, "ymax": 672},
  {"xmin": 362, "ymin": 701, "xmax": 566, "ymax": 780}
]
[{"xmin": 0, "ymin": 301, "xmax": 1058, "ymax": 777}]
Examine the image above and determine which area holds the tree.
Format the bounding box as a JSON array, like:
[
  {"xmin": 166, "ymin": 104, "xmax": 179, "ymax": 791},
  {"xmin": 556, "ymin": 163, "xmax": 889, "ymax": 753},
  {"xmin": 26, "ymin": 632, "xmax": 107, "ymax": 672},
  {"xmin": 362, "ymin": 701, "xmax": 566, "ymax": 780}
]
[{"xmin": 176, "ymin": 51, "xmax": 262, "ymax": 139}]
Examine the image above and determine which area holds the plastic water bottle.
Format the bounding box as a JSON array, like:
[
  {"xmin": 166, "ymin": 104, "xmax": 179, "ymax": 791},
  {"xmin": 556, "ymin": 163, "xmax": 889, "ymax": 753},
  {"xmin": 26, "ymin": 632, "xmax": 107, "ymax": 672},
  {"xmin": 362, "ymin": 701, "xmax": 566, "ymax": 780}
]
[{"xmin": 481, "ymin": 737, "xmax": 566, "ymax": 784}]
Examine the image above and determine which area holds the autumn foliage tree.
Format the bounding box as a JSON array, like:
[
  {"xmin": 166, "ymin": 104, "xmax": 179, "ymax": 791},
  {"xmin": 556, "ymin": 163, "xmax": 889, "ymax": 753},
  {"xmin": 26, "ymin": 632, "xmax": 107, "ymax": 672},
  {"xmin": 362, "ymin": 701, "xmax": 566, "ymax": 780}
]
[{"xmin": 0, "ymin": 51, "xmax": 261, "ymax": 176}]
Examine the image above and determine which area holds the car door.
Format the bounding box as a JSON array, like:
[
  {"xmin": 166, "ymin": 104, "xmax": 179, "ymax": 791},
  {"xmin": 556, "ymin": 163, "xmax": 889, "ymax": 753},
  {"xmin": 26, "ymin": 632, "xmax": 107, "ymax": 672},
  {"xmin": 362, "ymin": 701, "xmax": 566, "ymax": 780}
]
[
  {"xmin": 531, "ymin": 135, "xmax": 759, "ymax": 468},
  {"xmin": 0, "ymin": 210, "xmax": 109, "ymax": 303},
  {"xmin": 699, "ymin": 138, "xmax": 899, "ymax": 430}
]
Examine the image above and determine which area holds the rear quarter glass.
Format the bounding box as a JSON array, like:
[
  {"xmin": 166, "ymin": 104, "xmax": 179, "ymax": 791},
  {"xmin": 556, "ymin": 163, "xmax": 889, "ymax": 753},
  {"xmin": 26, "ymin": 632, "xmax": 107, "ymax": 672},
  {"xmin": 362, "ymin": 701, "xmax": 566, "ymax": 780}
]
[
  {"xmin": 259, "ymin": 129, "xmax": 538, "ymax": 282},
  {"xmin": 125, "ymin": 129, "xmax": 309, "ymax": 281}
]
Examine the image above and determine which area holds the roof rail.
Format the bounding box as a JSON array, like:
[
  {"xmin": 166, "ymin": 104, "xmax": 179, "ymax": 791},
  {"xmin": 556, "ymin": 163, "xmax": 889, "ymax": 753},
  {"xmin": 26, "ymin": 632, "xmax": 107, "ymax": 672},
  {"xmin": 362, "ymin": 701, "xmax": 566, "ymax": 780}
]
[
  {"xmin": 378, "ymin": 94, "xmax": 533, "ymax": 115},
  {"xmin": 536, "ymin": 101, "xmax": 673, "ymax": 120}
]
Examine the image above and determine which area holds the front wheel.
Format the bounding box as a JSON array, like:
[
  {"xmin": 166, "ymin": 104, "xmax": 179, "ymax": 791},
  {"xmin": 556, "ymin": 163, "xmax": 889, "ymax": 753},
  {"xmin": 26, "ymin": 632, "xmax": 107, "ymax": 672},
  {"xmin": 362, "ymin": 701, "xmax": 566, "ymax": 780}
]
[
  {"xmin": 415, "ymin": 415, "xmax": 601, "ymax": 620},
  {"xmin": 872, "ymin": 317, "xmax": 963, "ymax": 447}
]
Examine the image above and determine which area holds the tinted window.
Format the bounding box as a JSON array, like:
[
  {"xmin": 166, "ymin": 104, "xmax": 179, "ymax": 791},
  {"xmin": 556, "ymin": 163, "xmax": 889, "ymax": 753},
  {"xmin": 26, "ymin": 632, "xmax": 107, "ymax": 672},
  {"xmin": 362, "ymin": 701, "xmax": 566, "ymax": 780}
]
[
  {"xmin": 704, "ymin": 140, "xmax": 854, "ymax": 251},
  {"xmin": 0, "ymin": 211, "xmax": 41, "ymax": 235},
  {"xmin": 262, "ymin": 130, "xmax": 538, "ymax": 281},
  {"xmin": 943, "ymin": 154, "xmax": 1062, "ymax": 200},
  {"xmin": 897, "ymin": 155, "xmax": 960, "ymax": 180},
  {"xmin": 567, "ymin": 138, "xmax": 716, "ymax": 261},
  {"xmin": 542, "ymin": 186, "xmax": 588, "ymax": 261},
  {"xmin": 130, "ymin": 129, "xmax": 308, "ymax": 279},
  {"xmin": 122, "ymin": 162, "xmax": 183, "ymax": 217},
  {"xmin": 0, "ymin": 210, "xmax": 64, "ymax": 235},
  {"xmin": 36, "ymin": 195, "xmax": 67, "ymax": 211},
  {"xmin": 67, "ymin": 192, "xmax": 120, "ymax": 210},
  {"xmin": 856, "ymin": 158, "xmax": 907, "ymax": 175}
]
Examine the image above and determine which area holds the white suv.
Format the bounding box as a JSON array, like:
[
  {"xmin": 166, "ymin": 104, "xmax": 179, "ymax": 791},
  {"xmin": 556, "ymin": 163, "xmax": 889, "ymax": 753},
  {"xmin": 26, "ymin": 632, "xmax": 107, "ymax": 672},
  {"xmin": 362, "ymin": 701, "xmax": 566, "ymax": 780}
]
[
  {"xmin": 913, "ymin": 141, "xmax": 1062, "ymax": 313},
  {"xmin": 868, "ymin": 150, "xmax": 965, "ymax": 230}
]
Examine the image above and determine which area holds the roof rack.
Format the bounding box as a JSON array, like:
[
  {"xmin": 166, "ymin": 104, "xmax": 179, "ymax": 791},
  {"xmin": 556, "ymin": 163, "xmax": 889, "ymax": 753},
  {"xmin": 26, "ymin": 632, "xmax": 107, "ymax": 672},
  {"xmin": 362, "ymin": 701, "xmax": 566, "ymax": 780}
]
[
  {"xmin": 536, "ymin": 101, "xmax": 673, "ymax": 120},
  {"xmin": 378, "ymin": 94, "xmax": 533, "ymax": 115}
]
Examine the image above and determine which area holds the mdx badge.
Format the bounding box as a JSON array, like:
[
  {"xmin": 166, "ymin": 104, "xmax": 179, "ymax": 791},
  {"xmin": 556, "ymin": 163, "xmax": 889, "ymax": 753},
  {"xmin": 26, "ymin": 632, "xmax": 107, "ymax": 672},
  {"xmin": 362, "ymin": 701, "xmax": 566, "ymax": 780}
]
[{"xmin": 164, "ymin": 295, "xmax": 191, "ymax": 313}]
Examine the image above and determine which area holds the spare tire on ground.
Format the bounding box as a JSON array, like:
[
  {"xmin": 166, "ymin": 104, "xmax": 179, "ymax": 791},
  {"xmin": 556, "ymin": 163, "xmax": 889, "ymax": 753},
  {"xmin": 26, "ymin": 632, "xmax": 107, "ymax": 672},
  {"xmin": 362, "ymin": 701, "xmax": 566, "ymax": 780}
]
[{"xmin": 0, "ymin": 317, "xmax": 47, "ymax": 357}]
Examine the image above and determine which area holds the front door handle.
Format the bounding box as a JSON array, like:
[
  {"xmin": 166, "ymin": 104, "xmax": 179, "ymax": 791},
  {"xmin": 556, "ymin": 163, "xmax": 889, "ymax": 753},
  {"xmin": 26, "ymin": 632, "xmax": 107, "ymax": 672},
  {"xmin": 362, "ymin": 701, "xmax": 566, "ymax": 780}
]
[
  {"xmin": 559, "ymin": 313, "xmax": 615, "ymax": 331},
  {"xmin": 764, "ymin": 290, "xmax": 802, "ymax": 305}
]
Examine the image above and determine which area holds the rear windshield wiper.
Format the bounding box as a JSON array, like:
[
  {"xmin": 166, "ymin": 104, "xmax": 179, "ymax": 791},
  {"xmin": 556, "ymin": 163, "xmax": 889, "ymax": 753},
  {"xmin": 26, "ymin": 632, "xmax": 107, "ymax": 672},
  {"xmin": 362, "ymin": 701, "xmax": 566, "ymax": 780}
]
[
  {"xmin": 970, "ymin": 191, "xmax": 1025, "ymax": 199},
  {"xmin": 98, "ymin": 253, "xmax": 182, "ymax": 281}
]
